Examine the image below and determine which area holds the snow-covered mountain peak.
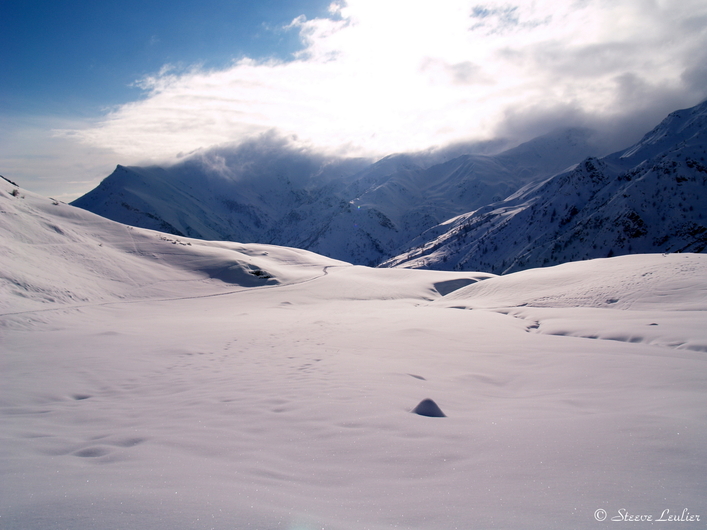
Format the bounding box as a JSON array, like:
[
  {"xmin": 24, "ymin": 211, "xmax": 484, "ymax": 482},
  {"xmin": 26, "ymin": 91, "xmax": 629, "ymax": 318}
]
[
  {"xmin": 68, "ymin": 101, "xmax": 706, "ymax": 273},
  {"xmin": 618, "ymin": 98, "xmax": 707, "ymax": 160},
  {"xmin": 383, "ymin": 99, "xmax": 707, "ymax": 274},
  {"xmin": 497, "ymin": 127, "xmax": 598, "ymax": 162},
  {"xmin": 70, "ymin": 124, "xmax": 602, "ymax": 266}
]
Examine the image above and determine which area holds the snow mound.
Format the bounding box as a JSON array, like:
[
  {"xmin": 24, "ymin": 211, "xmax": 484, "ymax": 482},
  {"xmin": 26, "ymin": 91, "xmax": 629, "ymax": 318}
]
[
  {"xmin": 437, "ymin": 253, "xmax": 707, "ymax": 311},
  {"xmin": 436, "ymin": 253, "xmax": 707, "ymax": 353}
]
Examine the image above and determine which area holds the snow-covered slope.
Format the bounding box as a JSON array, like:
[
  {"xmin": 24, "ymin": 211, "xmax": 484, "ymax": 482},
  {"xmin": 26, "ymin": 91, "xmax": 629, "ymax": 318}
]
[
  {"xmin": 0, "ymin": 181, "xmax": 351, "ymax": 315},
  {"xmin": 71, "ymin": 128, "xmax": 602, "ymax": 266},
  {"xmin": 383, "ymin": 100, "xmax": 707, "ymax": 273},
  {"xmin": 69, "ymin": 140, "xmax": 372, "ymax": 244},
  {"xmin": 3, "ymin": 180, "xmax": 707, "ymax": 529}
]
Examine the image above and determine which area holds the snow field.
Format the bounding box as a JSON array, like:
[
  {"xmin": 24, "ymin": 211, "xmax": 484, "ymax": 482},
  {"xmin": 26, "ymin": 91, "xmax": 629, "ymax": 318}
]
[{"xmin": 2, "ymin": 184, "xmax": 706, "ymax": 529}]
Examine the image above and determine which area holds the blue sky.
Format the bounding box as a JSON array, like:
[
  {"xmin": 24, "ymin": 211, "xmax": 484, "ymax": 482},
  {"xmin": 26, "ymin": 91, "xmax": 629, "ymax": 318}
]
[
  {"xmin": 1, "ymin": 0, "xmax": 329, "ymax": 115},
  {"xmin": 2, "ymin": 0, "xmax": 707, "ymax": 200}
]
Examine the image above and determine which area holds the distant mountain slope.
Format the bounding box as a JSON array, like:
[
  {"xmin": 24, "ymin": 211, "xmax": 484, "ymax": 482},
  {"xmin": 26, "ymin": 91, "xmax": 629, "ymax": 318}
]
[
  {"xmin": 382, "ymin": 100, "xmax": 707, "ymax": 273},
  {"xmin": 70, "ymin": 138, "xmax": 371, "ymax": 243},
  {"xmin": 71, "ymin": 129, "xmax": 602, "ymax": 265}
]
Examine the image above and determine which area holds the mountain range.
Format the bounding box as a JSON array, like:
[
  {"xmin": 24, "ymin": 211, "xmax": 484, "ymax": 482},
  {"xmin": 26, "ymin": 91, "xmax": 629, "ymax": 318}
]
[
  {"xmin": 384, "ymin": 100, "xmax": 707, "ymax": 273},
  {"xmin": 72, "ymin": 100, "xmax": 707, "ymax": 271}
]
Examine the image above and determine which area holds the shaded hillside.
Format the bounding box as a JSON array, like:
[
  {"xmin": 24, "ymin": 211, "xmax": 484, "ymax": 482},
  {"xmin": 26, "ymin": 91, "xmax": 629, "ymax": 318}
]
[
  {"xmin": 72, "ymin": 129, "xmax": 601, "ymax": 265},
  {"xmin": 382, "ymin": 100, "xmax": 707, "ymax": 273}
]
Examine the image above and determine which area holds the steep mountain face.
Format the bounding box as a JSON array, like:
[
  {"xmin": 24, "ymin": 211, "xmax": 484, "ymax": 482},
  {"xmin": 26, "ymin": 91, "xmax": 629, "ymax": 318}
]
[
  {"xmin": 72, "ymin": 128, "xmax": 601, "ymax": 265},
  {"xmin": 382, "ymin": 100, "xmax": 707, "ymax": 273},
  {"xmin": 345, "ymin": 128, "xmax": 600, "ymax": 246},
  {"xmin": 70, "ymin": 140, "xmax": 372, "ymax": 243}
]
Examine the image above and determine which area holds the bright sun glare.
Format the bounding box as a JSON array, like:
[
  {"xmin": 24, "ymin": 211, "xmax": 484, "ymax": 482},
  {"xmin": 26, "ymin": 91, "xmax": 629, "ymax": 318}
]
[{"xmin": 66, "ymin": 0, "xmax": 704, "ymax": 162}]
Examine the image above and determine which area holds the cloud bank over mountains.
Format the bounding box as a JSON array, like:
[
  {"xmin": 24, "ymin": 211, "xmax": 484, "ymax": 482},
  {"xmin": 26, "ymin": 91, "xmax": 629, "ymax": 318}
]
[
  {"xmin": 4, "ymin": 0, "xmax": 707, "ymax": 200},
  {"xmin": 69, "ymin": 0, "xmax": 707, "ymax": 163}
]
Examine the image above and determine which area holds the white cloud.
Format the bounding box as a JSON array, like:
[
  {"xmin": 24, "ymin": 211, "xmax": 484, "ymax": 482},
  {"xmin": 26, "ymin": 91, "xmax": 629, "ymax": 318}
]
[{"xmin": 65, "ymin": 0, "xmax": 707, "ymax": 163}]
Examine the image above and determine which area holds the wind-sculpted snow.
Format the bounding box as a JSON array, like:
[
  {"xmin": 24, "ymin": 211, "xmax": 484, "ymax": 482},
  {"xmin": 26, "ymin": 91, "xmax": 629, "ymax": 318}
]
[
  {"xmin": 436, "ymin": 253, "xmax": 707, "ymax": 356},
  {"xmin": 2, "ymin": 181, "xmax": 707, "ymax": 529},
  {"xmin": 437, "ymin": 254, "xmax": 707, "ymax": 311}
]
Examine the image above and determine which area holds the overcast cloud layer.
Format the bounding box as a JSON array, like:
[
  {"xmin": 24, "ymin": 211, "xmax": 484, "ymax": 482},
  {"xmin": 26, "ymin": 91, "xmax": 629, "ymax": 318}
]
[{"xmin": 6, "ymin": 0, "xmax": 707, "ymax": 199}]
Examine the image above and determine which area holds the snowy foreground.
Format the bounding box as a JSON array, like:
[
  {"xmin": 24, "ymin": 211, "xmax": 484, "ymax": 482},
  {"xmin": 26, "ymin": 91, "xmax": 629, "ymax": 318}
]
[{"xmin": 2, "ymin": 183, "xmax": 707, "ymax": 530}]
